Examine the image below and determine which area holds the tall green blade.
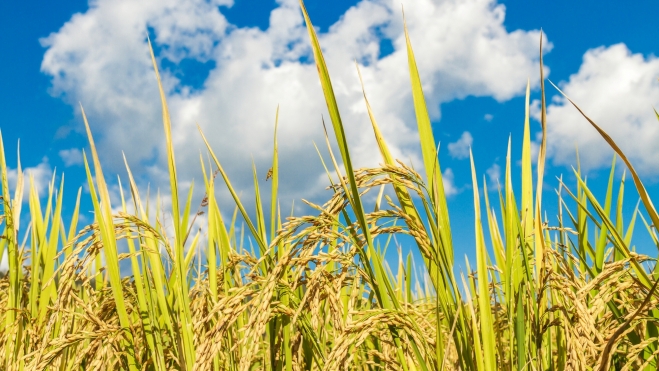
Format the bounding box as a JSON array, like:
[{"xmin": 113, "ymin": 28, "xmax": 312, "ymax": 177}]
[
  {"xmin": 470, "ymin": 150, "xmax": 497, "ymax": 370},
  {"xmin": 0, "ymin": 131, "xmax": 22, "ymax": 368},
  {"xmin": 595, "ymin": 156, "xmax": 616, "ymax": 272},
  {"xmin": 402, "ymin": 11, "xmax": 453, "ymax": 262},
  {"xmin": 147, "ymin": 37, "xmax": 195, "ymax": 369},
  {"xmin": 80, "ymin": 106, "xmax": 139, "ymax": 371},
  {"xmin": 270, "ymin": 106, "xmax": 280, "ymax": 244}
]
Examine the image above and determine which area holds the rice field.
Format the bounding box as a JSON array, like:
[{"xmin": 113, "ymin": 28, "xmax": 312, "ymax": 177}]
[{"xmin": 2, "ymin": 1, "xmax": 659, "ymax": 370}]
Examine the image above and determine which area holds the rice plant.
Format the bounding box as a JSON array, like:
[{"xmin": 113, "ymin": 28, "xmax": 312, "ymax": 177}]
[{"xmin": 1, "ymin": 1, "xmax": 659, "ymax": 370}]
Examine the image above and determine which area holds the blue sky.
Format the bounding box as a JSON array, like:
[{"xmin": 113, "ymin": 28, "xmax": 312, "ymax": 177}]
[{"xmin": 1, "ymin": 0, "xmax": 659, "ymax": 270}]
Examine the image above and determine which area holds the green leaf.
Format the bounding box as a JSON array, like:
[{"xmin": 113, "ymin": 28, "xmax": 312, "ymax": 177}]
[{"xmin": 469, "ymin": 150, "xmax": 497, "ymax": 370}]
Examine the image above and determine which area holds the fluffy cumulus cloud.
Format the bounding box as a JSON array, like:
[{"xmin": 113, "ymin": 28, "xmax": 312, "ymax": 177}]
[
  {"xmin": 59, "ymin": 148, "xmax": 84, "ymax": 167},
  {"xmin": 40, "ymin": 0, "xmax": 548, "ymax": 210},
  {"xmin": 447, "ymin": 131, "xmax": 473, "ymax": 159},
  {"xmin": 485, "ymin": 162, "xmax": 500, "ymax": 188},
  {"xmin": 441, "ymin": 168, "xmax": 458, "ymax": 197},
  {"xmin": 540, "ymin": 44, "xmax": 659, "ymax": 175}
]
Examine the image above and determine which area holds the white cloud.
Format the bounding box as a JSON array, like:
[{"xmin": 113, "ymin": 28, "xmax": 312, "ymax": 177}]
[
  {"xmin": 486, "ymin": 162, "xmax": 500, "ymax": 189},
  {"xmin": 442, "ymin": 168, "xmax": 458, "ymax": 197},
  {"xmin": 59, "ymin": 148, "xmax": 84, "ymax": 167},
  {"xmin": 447, "ymin": 131, "xmax": 473, "ymax": 159},
  {"xmin": 40, "ymin": 0, "xmax": 548, "ymax": 210},
  {"xmin": 538, "ymin": 43, "xmax": 659, "ymax": 175},
  {"xmin": 484, "ymin": 113, "xmax": 493, "ymax": 122}
]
